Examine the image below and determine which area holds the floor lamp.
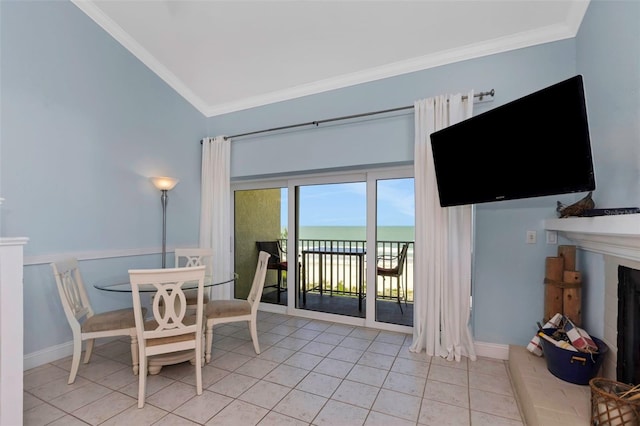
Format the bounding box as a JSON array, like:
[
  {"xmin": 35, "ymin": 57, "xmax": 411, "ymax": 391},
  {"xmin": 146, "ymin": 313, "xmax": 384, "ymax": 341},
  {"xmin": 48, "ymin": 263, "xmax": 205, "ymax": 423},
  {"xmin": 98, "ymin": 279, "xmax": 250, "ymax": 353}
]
[{"xmin": 150, "ymin": 176, "xmax": 179, "ymax": 268}]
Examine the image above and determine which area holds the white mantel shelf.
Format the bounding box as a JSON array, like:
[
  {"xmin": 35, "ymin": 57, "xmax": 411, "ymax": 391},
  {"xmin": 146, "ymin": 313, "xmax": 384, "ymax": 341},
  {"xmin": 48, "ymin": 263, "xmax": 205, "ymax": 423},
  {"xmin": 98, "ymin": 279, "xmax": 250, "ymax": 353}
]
[{"xmin": 545, "ymin": 214, "xmax": 640, "ymax": 262}]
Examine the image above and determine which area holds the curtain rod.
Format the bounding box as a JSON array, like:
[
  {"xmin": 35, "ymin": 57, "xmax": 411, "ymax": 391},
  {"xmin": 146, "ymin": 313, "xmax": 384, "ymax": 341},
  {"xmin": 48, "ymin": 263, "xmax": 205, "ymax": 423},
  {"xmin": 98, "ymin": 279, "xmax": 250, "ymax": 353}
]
[{"xmin": 203, "ymin": 89, "xmax": 494, "ymax": 141}]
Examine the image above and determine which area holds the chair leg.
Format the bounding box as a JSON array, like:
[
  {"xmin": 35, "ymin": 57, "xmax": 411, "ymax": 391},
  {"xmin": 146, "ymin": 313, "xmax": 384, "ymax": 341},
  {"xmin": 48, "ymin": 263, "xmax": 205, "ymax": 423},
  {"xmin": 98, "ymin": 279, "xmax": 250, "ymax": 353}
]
[
  {"xmin": 68, "ymin": 335, "xmax": 82, "ymax": 384},
  {"xmin": 195, "ymin": 335, "xmax": 203, "ymax": 395},
  {"xmin": 205, "ymin": 321, "xmax": 214, "ymax": 363},
  {"xmin": 83, "ymin": 338, "xmax": 95, "ymax": 364},
  {"xmin": 249, "ymin": 319, "xmax": 260, "ymax": 354},
  {"xmin": 137, "ymin": 355, "xmax": 147, "ymax": 408},
  {"xmin": 397, "ymin": 277, "xmax": 404, "ymax": 315},
  {"xmin": 277, "ymin": 269, "xmax": 282, "ymax": 304},
  {"xmin": 130, "ymin": 333, "xmax": 139, "ymax": 376},
  {"xmin": 201, "ymin": 324, "xmax": 206, "ymax": 365}
]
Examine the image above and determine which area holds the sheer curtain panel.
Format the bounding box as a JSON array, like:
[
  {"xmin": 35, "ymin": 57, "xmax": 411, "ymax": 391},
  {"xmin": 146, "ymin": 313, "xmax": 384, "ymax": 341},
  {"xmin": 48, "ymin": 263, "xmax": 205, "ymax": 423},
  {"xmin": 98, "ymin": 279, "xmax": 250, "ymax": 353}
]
[
  {"xmin": 200, "ymin": 136, "xmax": 232, "ymax": 299},
  {"xmin": 410, "ymin": 93, "xmax": 477, "ymax": 362}
]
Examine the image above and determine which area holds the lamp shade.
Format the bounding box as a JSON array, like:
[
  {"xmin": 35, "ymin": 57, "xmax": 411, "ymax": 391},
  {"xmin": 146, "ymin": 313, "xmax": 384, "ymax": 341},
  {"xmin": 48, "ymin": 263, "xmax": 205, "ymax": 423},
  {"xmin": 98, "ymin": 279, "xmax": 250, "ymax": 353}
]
[{"xmin": 150, "ymin": 176, "xmax": 179, "ymax": 191}]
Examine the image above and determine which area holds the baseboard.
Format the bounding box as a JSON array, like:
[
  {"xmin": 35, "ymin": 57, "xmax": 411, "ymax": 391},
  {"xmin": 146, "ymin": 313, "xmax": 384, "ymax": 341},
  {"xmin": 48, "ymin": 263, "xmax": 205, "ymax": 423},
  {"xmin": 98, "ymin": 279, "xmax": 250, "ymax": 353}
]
[
  {"xmin": 474, "ymin": 340, "xmax": 510, "ymax": 360},
  {"xmin": 24, "ymin": 341, "xmax": 74, "ymax": 370},
  {"xmin": 23, "ymin": 337, "xmax": 122, "ymax": 371}
]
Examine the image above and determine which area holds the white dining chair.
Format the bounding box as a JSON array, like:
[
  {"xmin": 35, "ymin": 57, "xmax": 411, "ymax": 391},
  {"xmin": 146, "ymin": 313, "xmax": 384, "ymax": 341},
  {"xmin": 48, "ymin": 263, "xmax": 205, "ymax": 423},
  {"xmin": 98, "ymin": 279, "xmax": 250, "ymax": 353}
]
[
  {"xmin": 174, "ymin": 248, "xmax": 214, "ymax": 311},
  {"xmin": 128, "ymin": 265, "xmax": 206, "ymax": 408},
  {"xmin": 51, "ymin": 258, "xmax": 143, "ymax": 384},
  {"xmin": 204, "ymin": 251, "xmax": 270, "ymax": 363}
]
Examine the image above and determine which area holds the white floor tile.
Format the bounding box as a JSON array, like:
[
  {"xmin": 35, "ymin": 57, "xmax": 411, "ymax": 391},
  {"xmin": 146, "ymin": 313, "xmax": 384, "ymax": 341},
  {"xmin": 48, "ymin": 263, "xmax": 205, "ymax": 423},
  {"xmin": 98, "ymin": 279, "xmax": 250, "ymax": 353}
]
[
  {"xmin": 314, "ymin": 399, "xmax": 369, "ymax": 426},
  {"xmin": 418, "ymin": 398, "xmax": 471, "ymax": 426},
  {"xmin": 273, "ymin": 388, "xmax": 327, "ymax": 422},
  {"xmin": 295, "ymin": 371, "xmax": 342, "ymax": 398},
  {"xmin": 23, "ymin": 313, "xmax": 525, "ymax": 426},
  {"xmin": 371, "ymin": 388, "xmax": 422, "ymax": 422},
  {"xmin": 205, "ymin": 399, "xmax": 268, "ymax": 426},
  {"xmin": 238, "ymin": 380, "xmax": 291, "ymax": 409},
  {"xmin": 173, "ymin": 390, "xmax": 233, "ymax": 424}
]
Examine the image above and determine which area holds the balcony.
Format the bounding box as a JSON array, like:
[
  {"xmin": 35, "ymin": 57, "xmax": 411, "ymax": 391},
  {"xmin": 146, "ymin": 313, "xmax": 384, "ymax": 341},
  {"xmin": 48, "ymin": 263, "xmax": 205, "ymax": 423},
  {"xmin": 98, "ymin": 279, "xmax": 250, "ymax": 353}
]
[{"xmin": 260, "ymin": 239, "xmax": 413, "ymax": 326}]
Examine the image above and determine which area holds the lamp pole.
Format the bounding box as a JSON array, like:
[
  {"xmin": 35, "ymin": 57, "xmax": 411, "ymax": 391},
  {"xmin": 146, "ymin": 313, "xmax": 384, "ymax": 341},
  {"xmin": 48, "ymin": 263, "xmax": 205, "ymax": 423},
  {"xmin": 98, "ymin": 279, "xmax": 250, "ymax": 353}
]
[
  {"xmin": 160, "ymin": 189, "xmax": 168, "ymax": 268},
  {"xmin": 150, "ymin": 176, "xmax": 179, "ymax": 269}
]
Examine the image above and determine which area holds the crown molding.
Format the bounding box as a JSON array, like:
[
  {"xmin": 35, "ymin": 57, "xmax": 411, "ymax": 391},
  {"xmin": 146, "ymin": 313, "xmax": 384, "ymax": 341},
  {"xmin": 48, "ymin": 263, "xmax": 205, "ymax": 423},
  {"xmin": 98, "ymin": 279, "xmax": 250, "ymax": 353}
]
[
  {"xmin": 73, "ymin": 0, "xmax": 589, "ymax": 118},
  {"xmin": 71, "ymin": 0, "xmax": 210, "ymax": 115}
]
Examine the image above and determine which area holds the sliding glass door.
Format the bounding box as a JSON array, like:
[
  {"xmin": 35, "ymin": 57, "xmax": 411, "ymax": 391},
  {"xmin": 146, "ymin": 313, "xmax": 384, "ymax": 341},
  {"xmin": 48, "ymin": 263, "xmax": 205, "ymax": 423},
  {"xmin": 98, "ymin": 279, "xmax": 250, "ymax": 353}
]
[
  {"xmin": 232, "ymin": 166, "xmax": 414, "ymax": 331},
  {"xmin": 296, "ymin": 181, "xmax": 366, "ymax": 318},
  {"xmin": 373, "ymin": 177, "xmax": 414, "ymax": 326}
]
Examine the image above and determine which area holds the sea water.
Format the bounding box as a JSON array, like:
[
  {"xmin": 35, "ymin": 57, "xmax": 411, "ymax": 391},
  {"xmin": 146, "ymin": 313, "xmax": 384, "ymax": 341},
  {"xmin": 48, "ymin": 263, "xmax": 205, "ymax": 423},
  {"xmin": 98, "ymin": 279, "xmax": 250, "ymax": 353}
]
[{"xmin": 298, "ymin": 226, "xmax": 414, "ymax": 242}]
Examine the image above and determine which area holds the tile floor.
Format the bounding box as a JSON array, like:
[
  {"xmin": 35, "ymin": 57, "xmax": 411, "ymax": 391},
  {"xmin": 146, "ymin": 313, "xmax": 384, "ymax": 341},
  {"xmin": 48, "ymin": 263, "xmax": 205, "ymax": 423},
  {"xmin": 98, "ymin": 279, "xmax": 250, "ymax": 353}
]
[{"xmin": 23, "ymin": 311, "xmax": 525, "ymax": 425}]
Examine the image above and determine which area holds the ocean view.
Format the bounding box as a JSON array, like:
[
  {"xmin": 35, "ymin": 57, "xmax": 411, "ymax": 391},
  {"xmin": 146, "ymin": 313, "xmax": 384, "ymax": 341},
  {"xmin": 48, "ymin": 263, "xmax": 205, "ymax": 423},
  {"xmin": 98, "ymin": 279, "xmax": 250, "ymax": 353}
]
[{"xmin": 297, "ymin": 226, "xmax": 414, "ymax": 242}]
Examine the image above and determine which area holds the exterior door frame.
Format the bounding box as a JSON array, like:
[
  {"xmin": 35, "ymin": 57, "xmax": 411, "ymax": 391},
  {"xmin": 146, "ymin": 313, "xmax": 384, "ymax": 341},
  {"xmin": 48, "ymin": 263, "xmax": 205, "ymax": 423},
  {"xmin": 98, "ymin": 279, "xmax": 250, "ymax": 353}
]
[{"xmin": 231, "ymin": 165, "xmax": 414, "ymax": 333}]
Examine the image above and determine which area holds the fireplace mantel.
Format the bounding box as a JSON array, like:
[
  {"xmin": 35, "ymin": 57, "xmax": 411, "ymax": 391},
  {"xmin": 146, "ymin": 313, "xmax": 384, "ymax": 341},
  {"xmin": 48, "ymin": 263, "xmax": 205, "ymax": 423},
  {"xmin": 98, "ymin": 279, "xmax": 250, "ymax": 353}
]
[{"xmin": 544, "ymin": 214, "xmax": 640, "ymax": 262}]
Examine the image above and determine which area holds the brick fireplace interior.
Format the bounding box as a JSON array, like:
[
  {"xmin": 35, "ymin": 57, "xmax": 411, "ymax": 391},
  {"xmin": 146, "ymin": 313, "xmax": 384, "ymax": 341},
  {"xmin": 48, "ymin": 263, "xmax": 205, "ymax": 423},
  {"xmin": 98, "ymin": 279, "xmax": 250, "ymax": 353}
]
[{"xmin": 603, "ymin": 255, "xmax": 640, "ymax": 384}]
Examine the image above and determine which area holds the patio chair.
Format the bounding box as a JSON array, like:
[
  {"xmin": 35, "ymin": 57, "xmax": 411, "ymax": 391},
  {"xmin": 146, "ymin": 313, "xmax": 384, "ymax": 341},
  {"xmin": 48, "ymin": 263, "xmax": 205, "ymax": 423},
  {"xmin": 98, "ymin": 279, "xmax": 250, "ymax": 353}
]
[
  {"xmin": 255, "ymin": 240, "xmax": 287, "ymax": 303},
  {"xmin": 51, "ymin": 258, "xmax": 144, "ymax": 384},
  {"xmin": 128, "ymin": 265, "xmax": 206, "ymax": 408},
  {"xmin": 204, "ymin": 251, "xmax": 270, "ymax": 362},
  {"xmin": 376, "ymin": 243, "xmax": 409, "ymax": 314}
]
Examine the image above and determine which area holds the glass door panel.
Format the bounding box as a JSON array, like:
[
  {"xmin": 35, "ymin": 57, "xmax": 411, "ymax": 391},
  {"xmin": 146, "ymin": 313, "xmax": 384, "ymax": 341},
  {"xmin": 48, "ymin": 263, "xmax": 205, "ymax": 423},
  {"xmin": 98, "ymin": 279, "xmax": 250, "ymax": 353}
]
[
  {"xmin": 375, "ymin": 178, "xmax": 414, "ymax": 326},
  {"xmin": 296, "ymin": 182, "xmax": 366, "ymax": 318},
  {"xmin": 234, "ymin": 187, "xmax": 288, "ymax": 305}
]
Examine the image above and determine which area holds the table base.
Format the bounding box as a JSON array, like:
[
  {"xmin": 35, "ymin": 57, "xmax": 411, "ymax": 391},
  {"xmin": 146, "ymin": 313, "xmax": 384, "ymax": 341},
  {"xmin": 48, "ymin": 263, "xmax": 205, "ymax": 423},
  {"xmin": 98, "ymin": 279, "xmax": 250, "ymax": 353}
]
[{"xmin": 147, "ymin": 350, "xmax": 199, "ymax": 375}]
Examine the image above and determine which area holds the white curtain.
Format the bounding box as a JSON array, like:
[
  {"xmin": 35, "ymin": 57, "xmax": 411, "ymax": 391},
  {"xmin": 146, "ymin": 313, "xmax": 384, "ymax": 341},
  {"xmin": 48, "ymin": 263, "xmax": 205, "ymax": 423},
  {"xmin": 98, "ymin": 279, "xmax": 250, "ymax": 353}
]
[
  {"xmin": 410, "ymin": 92, "xmax": 477, "ymax": 362},
  {"xmin": 200, "ymin": 136, "xmax": 232, "ymax": 299}
]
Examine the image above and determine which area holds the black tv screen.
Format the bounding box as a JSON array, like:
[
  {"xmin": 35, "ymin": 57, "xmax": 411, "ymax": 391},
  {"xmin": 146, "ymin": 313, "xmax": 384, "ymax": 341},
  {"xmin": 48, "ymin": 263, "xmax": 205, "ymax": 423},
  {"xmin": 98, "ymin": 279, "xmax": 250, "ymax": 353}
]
[{"xmin": 430, "ymin": 75, "xmax": 596, "ymax": 207}]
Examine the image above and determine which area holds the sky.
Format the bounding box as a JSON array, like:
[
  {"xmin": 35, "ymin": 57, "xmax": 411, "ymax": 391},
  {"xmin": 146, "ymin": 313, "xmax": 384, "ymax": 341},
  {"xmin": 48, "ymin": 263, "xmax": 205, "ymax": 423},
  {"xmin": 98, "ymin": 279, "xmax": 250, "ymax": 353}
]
[{"xmin": 281, "ymin": 178, "xmax": 415, "ymax": 227}]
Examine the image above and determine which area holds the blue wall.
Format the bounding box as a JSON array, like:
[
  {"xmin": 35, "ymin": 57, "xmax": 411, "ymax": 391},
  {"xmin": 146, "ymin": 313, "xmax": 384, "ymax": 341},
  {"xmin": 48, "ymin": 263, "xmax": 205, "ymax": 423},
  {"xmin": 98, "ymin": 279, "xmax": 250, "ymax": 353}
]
[
  {"xmin": 1, "ymin": 1, "xmax": 207, "ymax": 356},
  {"xmin": 573, "ymin": 0, "xmax": 640, "ymax": 339},
  {"xmin": 207, "ymin": 0, "xmax": 640, "ymax": 346},
  {"xmin": 1, "ymin": 0, "xmax": 638, "ymax": 361}
]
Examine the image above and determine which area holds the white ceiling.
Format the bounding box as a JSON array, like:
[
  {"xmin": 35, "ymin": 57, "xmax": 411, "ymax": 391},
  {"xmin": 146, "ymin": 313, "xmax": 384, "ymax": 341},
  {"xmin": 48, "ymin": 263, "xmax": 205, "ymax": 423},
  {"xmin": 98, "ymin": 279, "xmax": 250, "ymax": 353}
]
[{"xmin": 72, "ymin": 1, "xmax": 589, "ymax": 117}]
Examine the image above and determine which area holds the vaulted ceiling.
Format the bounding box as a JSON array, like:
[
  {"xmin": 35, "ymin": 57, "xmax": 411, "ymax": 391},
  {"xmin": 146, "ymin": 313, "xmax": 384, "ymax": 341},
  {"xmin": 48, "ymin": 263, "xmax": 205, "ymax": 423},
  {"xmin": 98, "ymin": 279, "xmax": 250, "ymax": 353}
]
[{"xmin": 73, "ymin": 1, "xmax": 589, "ymax": 117}]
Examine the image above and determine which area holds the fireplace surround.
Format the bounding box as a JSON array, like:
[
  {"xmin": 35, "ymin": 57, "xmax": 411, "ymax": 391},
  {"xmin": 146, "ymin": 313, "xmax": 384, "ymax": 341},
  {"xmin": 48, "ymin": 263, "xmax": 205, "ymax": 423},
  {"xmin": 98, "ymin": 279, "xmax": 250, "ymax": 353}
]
[{"xmin": 545, "ymin": 214, "xmax": 640, "ymax": 383}]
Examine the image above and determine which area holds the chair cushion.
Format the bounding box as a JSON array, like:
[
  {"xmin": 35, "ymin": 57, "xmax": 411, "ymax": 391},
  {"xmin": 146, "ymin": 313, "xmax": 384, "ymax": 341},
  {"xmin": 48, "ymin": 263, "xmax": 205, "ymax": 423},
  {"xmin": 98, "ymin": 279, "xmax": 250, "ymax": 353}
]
[
  {"xmin": 184, "ymin": 290, "xmax": 210, "ymax": 305},
  {"xmin": 143, "ymin": 315, "xmax": 198, "ymax": 346},
  {"xmin": 81, "ymin": 307, "xmax": 147, "ymax": 333},
  {"xmin": 146, "ymin": 332, "xmax": 197, "ymax": 347},
  {"xmin": 205, "ymin": 300, "xmax": 251, "ymax": 318},
  {"xmin": 377, "ymin": 266, "xmax": 400, "ymax": 276}
]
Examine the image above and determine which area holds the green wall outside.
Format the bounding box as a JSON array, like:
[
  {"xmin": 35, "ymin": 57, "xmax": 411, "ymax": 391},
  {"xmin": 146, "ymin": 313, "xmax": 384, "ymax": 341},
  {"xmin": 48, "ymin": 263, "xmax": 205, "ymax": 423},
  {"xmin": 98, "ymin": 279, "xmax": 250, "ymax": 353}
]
[{"xmin": 234, "ymin": 188, "xmax": 282, "ymax": 299}]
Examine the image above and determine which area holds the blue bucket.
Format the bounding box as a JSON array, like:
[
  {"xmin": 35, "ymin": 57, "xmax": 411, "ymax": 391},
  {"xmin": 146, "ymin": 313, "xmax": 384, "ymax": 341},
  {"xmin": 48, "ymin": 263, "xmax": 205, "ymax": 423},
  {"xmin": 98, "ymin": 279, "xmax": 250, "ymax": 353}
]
[{"xmin": 540, "ymin": 328, "xmax": 608, "ymax": 385}]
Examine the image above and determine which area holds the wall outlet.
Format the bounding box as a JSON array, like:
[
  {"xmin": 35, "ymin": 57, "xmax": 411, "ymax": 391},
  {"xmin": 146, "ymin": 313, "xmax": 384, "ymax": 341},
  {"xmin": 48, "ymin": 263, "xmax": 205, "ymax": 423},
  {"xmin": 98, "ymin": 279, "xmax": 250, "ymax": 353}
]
[
  {"xmin": 546, "ymin": 230, "xmax": 558, "ymax": 244},
  {"xmin": 526, "ymin": 231, "xmax": 537, "ymax": 244}
]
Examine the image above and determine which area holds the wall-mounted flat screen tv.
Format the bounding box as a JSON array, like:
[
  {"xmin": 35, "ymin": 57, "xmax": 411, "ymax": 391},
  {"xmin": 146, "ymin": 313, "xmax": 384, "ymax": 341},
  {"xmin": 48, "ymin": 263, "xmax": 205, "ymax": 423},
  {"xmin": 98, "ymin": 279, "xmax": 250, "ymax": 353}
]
[{"xmin": 430, "ymin": 75, "xmax": 596, "ymax": 207}]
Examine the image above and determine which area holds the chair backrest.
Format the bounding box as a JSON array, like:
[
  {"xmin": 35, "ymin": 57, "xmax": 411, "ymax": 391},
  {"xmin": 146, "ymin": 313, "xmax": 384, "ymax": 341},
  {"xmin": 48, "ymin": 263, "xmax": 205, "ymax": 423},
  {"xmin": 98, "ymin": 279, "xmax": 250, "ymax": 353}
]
[
  {"xmin": 174, "ymin": 248, "xmax": 213, "ymax": 275},
  {"xmin": 51, "ymin": 258, "xmax": 94, "ymax": 329},
  {"xmin": 378, "ymin": 244, "xmax": 409, "ymax": 276},
  {"xmin": 128, "ymin": 266, "xmax": 206, "ymax": 346},
  {"xmin": 255, "ymin": 241, "xmax": 282, "ymax": 265},
  {"xmin": 247, "ymin": 251, "xmax": 271, "ymax": 311},
  {"xmin": 396, "ymin": 244, "xmax": 409, "ymax": 275}
]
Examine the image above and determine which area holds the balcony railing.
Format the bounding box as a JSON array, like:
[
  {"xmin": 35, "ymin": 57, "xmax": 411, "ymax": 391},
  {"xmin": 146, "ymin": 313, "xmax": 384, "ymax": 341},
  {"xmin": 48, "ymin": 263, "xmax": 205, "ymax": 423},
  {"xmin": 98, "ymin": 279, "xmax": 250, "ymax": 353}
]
[{"xmin": 291, "ymin": 239, "xmax": 414, "ymax": 303}]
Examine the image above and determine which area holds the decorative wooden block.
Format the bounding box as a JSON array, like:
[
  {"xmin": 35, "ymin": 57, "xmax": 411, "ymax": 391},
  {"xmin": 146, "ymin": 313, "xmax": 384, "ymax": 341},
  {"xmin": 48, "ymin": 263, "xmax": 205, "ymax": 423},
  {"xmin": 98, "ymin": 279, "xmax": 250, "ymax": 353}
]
[
  {"xmin": 544, "ymin": 256, "xmax": 565, "ymax": 322},
  {"xmin": 563, "ymin": 270, "xmax": 582, "ymax": 326},
  {"xmin": 558, "ymin": 245, "xmax": 577, "ymax": 271}
]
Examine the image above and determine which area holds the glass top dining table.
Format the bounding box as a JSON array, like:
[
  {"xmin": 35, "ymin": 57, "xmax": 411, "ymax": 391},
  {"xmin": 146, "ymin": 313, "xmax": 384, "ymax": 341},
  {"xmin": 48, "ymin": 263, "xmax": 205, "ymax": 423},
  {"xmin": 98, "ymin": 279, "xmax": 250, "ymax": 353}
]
[{"xmin": 93, "ymin": 274, "xmax": 238, "ymax": 293}]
